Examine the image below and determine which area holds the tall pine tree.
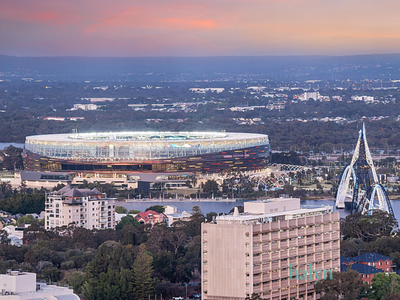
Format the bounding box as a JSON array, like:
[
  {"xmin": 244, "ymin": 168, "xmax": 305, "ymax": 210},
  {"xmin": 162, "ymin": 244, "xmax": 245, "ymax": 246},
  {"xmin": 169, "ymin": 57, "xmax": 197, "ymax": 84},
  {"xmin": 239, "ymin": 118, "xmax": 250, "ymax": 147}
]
[{"xmin": 133, "ymin": 244, "xmax": 155, "ymax": 300}]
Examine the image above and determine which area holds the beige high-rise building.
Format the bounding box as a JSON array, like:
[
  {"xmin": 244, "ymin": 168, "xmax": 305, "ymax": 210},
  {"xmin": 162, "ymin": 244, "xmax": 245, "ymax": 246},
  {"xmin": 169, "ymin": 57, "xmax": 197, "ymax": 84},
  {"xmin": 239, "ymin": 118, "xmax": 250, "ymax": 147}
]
[
  {"xmin": 45, "ymin": 186, "xmax": 116, "ymax": 230},
  {"xmin": 201, "ymin": 198, "xmax": 340, "ymax": 300}
]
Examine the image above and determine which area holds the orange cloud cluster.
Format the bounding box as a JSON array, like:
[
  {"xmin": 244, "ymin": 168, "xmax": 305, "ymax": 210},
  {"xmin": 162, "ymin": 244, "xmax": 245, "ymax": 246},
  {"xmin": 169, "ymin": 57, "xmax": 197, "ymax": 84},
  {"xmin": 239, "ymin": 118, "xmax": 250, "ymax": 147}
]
[{"xmin": 0, "ymin": 0, "xmax": 399, "ymax": 56}]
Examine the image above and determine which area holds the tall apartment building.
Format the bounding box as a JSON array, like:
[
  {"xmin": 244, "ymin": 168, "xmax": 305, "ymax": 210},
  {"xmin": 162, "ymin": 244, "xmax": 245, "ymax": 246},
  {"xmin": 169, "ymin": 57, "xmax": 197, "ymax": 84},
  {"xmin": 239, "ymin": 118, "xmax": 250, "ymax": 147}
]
[
  {"xmin": 201, "ymin": 198, "xmax": 340, "ymax": 300},
  {"xmin": 45, "ymin": 186, "xmax": 116, "ymax": 230}
]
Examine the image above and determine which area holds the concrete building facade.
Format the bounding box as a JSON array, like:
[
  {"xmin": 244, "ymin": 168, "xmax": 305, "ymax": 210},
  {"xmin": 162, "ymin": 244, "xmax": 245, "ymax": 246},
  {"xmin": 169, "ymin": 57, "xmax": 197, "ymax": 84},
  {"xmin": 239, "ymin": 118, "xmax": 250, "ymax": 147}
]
[
  {"xmin": 45, "ymin": 186, "xmax": 116, "ymax": 230},
  {"xmin": 201, "ymin": 198, "xmax": 340, "ymax": 300},
  {"xmin": 0, "ymin": 270, "xmax": 79, "ymax": 299}
]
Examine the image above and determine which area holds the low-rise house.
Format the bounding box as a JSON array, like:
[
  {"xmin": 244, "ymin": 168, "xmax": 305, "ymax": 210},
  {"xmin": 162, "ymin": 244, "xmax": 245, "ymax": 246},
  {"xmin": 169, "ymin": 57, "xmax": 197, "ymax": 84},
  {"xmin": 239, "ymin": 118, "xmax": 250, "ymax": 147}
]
[
  {"xmin": 341, "ymin": 252, "xmax": 394, "ymax": 284},
  {"xmin": 135, "ymin": 210, "xmax": 167, "ymax": 226},
  {"xmin": 164, "ymin": 205, "xmax": 192, "ymax": 226}
]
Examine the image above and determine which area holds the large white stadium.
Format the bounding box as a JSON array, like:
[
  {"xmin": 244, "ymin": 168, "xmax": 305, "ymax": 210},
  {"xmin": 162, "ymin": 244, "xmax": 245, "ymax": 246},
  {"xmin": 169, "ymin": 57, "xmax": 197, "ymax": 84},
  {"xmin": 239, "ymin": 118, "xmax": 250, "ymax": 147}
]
[{"xmin": 23, "ymin": 131, "xmax": 270, "ymax": 174}]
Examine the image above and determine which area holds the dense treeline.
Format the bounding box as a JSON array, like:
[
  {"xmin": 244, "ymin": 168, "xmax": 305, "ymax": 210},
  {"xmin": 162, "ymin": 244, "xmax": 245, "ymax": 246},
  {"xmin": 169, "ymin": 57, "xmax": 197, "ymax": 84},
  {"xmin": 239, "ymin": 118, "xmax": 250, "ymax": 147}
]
[
  {"xmin": 0, "ymin": 182, "xmax": 45, "ymax": 214},
  {"xmin": 0, "ymin": 206, "xmax": 206, "ymax": 299}
]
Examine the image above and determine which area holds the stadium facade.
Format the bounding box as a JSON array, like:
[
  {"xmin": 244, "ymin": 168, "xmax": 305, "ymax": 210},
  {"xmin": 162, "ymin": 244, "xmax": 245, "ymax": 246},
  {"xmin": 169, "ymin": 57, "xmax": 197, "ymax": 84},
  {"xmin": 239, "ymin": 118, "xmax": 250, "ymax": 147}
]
[{"xmin": 23, "ymin": 131, "xmax": 270, "ymax": 175}]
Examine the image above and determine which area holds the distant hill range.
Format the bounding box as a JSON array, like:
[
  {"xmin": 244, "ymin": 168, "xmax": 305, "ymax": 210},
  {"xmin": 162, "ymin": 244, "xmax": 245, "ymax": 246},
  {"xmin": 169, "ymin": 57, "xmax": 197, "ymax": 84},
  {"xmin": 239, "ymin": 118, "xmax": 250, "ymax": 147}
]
[{"xmin": 1, "ymin": 54, "xmax": 400, "ymax": 81}]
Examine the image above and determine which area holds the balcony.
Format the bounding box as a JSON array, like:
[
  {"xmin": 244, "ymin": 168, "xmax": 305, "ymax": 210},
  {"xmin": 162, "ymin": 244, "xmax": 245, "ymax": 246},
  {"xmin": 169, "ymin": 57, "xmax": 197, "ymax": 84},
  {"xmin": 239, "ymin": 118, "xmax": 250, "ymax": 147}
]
[
  {"xmin": 253, "ymin": 265, "xmax": 262, "ymax": 273},
  {"xmin": 315, "ymin": 236, "xmax": 322, "ymax": 243},
  {"xmin": 253, "ymin": 224, "xmax": 262, "ymax": 233},
  {"xmin": 271, "ymin": 233, "xmax": 279, "ymax": 240},
  {"xmin": 306, "ymin": 228, "xmax": 315, "ymax": 235},
  {"xmin": 271, "ymin": 252, "xmax": 280, "ymax": 261},
  {"xmin": 253, "ymin": 256, "xmax": 262, "ymax": 264},
  {"xmin": 272, "ymin": 291, "xmax": 280, "ymax": 299},
  {"xmin": 298, "ymin": 218, "xmax": 306, "ymax": 227},
  {"xmin": 262, "ymin": 244, "xmax": 270, "ymax": 252},
  {"xmin": 306, "ymin": 237, "xmax": 314, "ymax": 244},
  {"xmin": 298, "ymin": 228, "xmax": 306, "ymax": 236},
  {"xmin": 271, "ymin": 223, "xmax": 280, "ymax": 231},
  {"xmin": 321, "ymin": 234, "xmax": 331, "ymax": 242},
  {"xmin": 314, "ymin": 226, "xmax": 323, "ymax": 234},
  {"xmin": 262, "ymin": 235, "xmax": 271, "ymax": 242},
  {"xmin": 272, "ymin": 282, "xmax": 280, "ymax": 290},
  {"xmin": 253, "ymin": 275, "xmax": 262, "ymax": 284},
  {"xmin": 298, "ymin": 248, "xmax": 306, "ymax": 256},
  {"xmin": 272, "ymin": 272, "xmax": 280, "ymax": 280},
  {"xmin": 252, "ymin": 285, "xmax": 262, "ymax": 294},
  {"xmin": 323, "ymin": 214, "xmax": 332, "ymax": 223},
  {"xmin": 332, "ymin": 231, "xmax": 340, "ymax": 240},
  {"xmin": 281, "ymin": 269, "xmax": 289, "ymax": 278},
  {"xmin": 315, "ymin": 215, "xmax": 323, "ymax": 224},
  {"xmin": 323, "ymin": 243, "xmax": 332, "ymax": 251},
  {"xmin": 262, "ymin": 223, "xmax": 271, "ymax": 232},
  {"xmin": 332, "ymin": 251, "xmax": 340, "ymax": 259},
  {"xmin": 289, "ymin": 230, "xmax": 298, "ymax": 238},
  {"xmin": 253, "ymin": 245, "xmax": 262, "ymax": 254},
  {"xmin": 323, "ymin": 261, "xmax": 333, "ymax": 270},
  {"xmin": 323, "ymin": 252, "xmax": 332, "ymax": 260},
  {"xmin": 306, "ymin": 218, "xmax": 315, "ymax": 226},
  {"xmin": 289, "ymin": 249, "xmax": 297, "ymax": 257},
  {"xmin": 280, "ymin": 251, "xmax": 289, "ymax": 260},
  {"xmin": 271, "ymin": 262, "xmax": 279, "ymax": 270},
  {"xmin": 298, "ymin": 257, "xmax": 306, "ymax": 265},
  {"xmin": 280, "ymin": 231, "xmax": 289, "ymax": 239},
  {"xmin": 271, "ymin": 243, "xmax": 280, "ymax": 251},
  {"xmin": 298, "ymin": 238, "xmax": 306, "ymax": 246},
  {"xmin": 280, "ymin": 220, "xmax": 290, "ymax": 230},
  {"xmin": 281, "ymin": 260, "xmax": 290, "ymax": 269},
  {"xmin": 332, "ymin": 214, "xmax": 340, "ymax": 222},
  {"xmin": 315, "ymin": 244, "xmax": 323, "ymax": 252},
  {"xmin": 262, "ymin": 272, "xmax": 271, "ymax": 280}
]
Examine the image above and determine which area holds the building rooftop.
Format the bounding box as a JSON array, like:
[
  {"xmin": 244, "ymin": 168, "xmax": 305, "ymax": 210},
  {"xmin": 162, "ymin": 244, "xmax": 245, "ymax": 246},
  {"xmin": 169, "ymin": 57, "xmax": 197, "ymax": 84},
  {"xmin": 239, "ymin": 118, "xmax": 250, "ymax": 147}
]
[
  {"xmin": 341, "ymin": 263, "xmax": 384, "ymax": 275},
  {"xmin": 216, "ymin": 198, "xmax": 333, "ymax": 223},
  {"xmin": 356, "ymin": 252, "xmax": 393, "ymax": 263}
]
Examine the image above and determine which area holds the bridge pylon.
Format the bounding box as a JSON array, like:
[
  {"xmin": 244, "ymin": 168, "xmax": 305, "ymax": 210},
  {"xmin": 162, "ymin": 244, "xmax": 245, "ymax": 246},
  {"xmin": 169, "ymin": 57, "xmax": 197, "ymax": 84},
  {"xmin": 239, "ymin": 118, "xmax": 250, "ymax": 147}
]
[{"xmin": 335, "ymin": 124, "xmax": 395, "ymax": 218}]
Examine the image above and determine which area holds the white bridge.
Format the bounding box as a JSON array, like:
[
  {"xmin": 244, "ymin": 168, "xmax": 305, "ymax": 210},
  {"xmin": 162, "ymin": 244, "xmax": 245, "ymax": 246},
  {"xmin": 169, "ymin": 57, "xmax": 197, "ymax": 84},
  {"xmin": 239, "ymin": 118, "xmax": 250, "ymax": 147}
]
[{"xmin": 335, "ymin": 124, "xmax": 394, "ymax": 217}]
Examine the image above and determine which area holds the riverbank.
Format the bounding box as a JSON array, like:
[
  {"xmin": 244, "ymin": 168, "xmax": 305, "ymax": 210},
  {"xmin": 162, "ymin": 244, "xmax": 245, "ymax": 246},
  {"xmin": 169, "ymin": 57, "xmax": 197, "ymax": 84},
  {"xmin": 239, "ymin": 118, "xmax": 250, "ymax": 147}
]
[{"xmin": 124, "ymin": 198, "xmax": 239, "ymax": 203}]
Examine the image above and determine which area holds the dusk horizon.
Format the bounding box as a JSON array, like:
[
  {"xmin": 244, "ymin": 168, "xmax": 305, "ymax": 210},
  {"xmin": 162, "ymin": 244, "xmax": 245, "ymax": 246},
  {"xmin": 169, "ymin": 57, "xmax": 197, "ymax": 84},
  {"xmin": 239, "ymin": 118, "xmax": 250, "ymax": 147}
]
[{"xmin": 1, "ymin": 0, "xmax": 400, "ymax": 57}]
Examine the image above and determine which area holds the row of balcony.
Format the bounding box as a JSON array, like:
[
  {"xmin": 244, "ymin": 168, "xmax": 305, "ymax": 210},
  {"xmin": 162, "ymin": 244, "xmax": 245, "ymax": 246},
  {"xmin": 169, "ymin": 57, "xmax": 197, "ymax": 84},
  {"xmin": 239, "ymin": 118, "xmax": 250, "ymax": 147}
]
[
  {"xmin": 252, "ymin": 282, "xmax": 315, "ymax": 297},
  {"xmin": 253, "ymin": 213, "xmax": 340, "ymax": 233},
  {"xmin": 252, "ymin": 254, "xmax": 340, "ymax": 273},
  {"xmin": 255, "ymin": 228, "xmax": 340, "ymax": 244},
  {"xmin": 252, "ymin": 244, "xmax": 340, "ymax": 262},
  {"xmin": 254, "ymin": 235, "xmax": 339, "ymax": 253}
]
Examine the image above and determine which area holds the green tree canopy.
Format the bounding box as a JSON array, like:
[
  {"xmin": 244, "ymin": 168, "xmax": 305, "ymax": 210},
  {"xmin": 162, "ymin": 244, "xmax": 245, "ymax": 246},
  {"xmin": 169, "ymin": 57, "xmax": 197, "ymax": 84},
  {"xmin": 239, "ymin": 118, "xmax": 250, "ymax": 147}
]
[
  {"xmin": 368, "ymin": 272, "xmax": 400, "ymax": 300},
  {"xmin": 116, "ymin": 215, "xmax": 140, "ymax": 230},
  {"xmin": 202, "ymin": 180, "xmax": 219, "ymax": 196},
  {"xmin": 16, "ymin": 214, "xmax": 39, "ymax": 225},
  {"xmin": 133, "ymin": 244, "xmax": 155, "ymax": 300},
  {"xmin": 115, "ymin": 206, "xmax": 128, "ymax": 214},
  {"xmin": 145, "ymin": 205, "xmax": 165, "ymax": 213},
  {"xmin": 341, "ymin": 210, "xmax": 398, "ymax": 242},
  {"xmin": 315, "ymin": 270, "xmax": 367, "ymax": 300}
]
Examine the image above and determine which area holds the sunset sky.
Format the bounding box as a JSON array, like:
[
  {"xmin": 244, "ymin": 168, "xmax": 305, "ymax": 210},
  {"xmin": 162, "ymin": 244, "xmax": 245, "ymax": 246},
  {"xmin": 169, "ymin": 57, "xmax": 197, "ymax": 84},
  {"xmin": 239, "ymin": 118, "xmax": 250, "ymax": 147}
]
[{"xmin": 1, "ymin": 0, "xmax": 400, "ymax": 57}]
